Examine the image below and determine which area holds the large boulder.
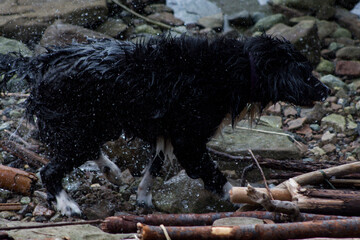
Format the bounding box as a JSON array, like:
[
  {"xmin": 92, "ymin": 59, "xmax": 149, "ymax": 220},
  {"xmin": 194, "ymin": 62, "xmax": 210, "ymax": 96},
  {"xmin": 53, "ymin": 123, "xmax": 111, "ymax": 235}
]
[
  {"xmin": 0, "ymin": 0, "xmax": 108, "ymax": 42},
  {"xmin": 267, "ymin": 20, "xmax": 321, "ymax": 65}
]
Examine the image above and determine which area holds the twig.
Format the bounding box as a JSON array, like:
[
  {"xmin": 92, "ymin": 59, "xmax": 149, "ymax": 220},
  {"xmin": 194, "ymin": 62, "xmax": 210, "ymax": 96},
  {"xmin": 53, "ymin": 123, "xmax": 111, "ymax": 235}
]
[
  {"xmin": 0, "ymin": 220, "xmax": 103, "ymax": 231},
  {"xmin": 236, "ymin": 126, "xmax": 302, "ymax": 147},
  {"xmin": 248, "ymin": 149, "xmax": 274, "ymax": 200},
  {"xmin": 112, "ymin": 0, "xmax": 183, "ymax": 33}
]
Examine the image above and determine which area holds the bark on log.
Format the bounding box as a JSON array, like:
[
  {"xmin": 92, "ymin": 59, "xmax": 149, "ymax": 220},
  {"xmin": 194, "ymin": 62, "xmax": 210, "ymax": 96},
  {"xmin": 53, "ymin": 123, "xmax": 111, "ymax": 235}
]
[
  {"xmin": 0, "ymin": 165, "xmax": 38, "ymax": 195},
  {"xmin": 276, "ymin": 161, "xmax": 360, "ymax": 189},
  {"xmin": 0, "ymin": 203, "xmax": 22, "ymax": 211},
  {"xmin": 0, "ymin": 140, "xmax": 49, "ymax": 167},
  {"xmin": 101, "ymin": 211, "xmax": 356, "ymax": 233},
  {"xmin": 138, "ymin": 218, "xmax": 360, "ymax": 240},
  {"xmin": 230, "ymin": 187, "xmax": 291, "ymax": 204}
]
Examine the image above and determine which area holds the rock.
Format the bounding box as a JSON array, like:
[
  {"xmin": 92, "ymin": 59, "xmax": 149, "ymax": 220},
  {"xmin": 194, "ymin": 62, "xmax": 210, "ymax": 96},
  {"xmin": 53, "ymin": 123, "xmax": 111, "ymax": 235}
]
[
  {"xmin": 95, "ymin": 18, "xmax": 128, "ymax": 38},
  {"xmin": 320, "ymin": 74, "xmax": 348, "ymax": 91},
  {"xmin": 348, "ymin": 79, "xmax": 360, "ymax": 91},
  {"xmin": 322, "ymin": 143, "xmax": 336, "ymax": 153},
  {"xmin": 0, "ymin": 37, "xmax": 32, "ymax": 56},
  {"xmin": 266, "ymin": 103, "xmax": 282, "ymax": 115},
  {"xmin": 335, "ymin": 60, "xmax": 360, "ymax": 77},
  {"xmin": 336, "ymin": 46, "xmax": 360, "ymax": 60},
  {"xmin": 40, "ymin": 21, "xmax": 112, "ymax": 48},
  {"xmin": 284, "ymin": 106, "xmax": 298, "ymax": 117},
  {"xmin": 316, "ymin": 20, "xmax": 338, "ymax": 40},
  {"xmin": 316, "ymin": 58, "xmax": 334, "ymax": 74},
  {"xmin": 253, "ymin": 14, "xmax": 286, "ymax": 31},
  {"xmin": 287, "ymin": 117, "xmax": 306, "ymax": 130},
  {"xmin": 167, "ymin": 0, "xmax": 221, "ymax": 25},
  {"xmin": 267, "ymin": 20, "xmax": 321, "ymax": 65},
  {"xmin": 321, "ymin": 131, "xmax": 336, "ymax": 144},
  {"xmin": 228, "ymin": 10, "xmax": 254, "ymax": 27},
  {"xmin": 134, "ymin": 24, "xmax": 161, "ymax": 35},
  {"xmin": 310, "ymin": 124, "xmax": 321, "ymax": 131},
  {"xmin": 328, "ymin": 42, "xmax": 345, "ymax": 52},
  {"xmin": 334, "ymin": 8, "xmax": 360, "ymax": 39},
  {"xmin": 208, "ymin": 121, "xmax": 303, "ymax": 159},
  {"xmin": 289, "ymin": 16, "xmax": 317, "ymax": 25},
  {"xmin": 259, "ymin": 116, "xmax": 282, "ymax": 129},
  {"xmin": 120, "ymin": 168, "xmax": 135, "ymax": 185},
  {"xmin": 0, "ymin": 218, "xmax": 129, "ymax": 239},
  {"xmin": 213, "ymin": 217, "xmax": 265, "ymax": 226},
  {"xmin": 310, "ymin": 146, "xmax": 326, "ymax": 156},
  {"xmin": 32, "ymin": 205, "xmax": 55, "ymax": 218},
  {"xmin": 0, "ymin": 0, "xmax": 108, "ymax": 42},
  {"xmin": 144, "ymin": 4, "xmax": 174, "ymax": 15},
  {"xmin": 198, "ymin": 13, "xmax": 223, "ymax": 30},
  {"xmin": 321, "ymin": 113, "xmax": 346, "ymax": 132},
  {"xmin": 272, "ymin": 0, "xmax": 335, "ymax": 19},
  {"xmin": 331, "ymin": 27, "xmax": 352, "ymax": 39},
  {"xmin": 147, "ymin": 12, "xmax": 184, "ymax": 26},
  {"xmin": 20, "ymin": 197, "xmax": 31, "ymax": 205},
  {"xmin": 0, "ymin": 211, "xmax": 17, "ymax": 220},
  {"xmin": 152, "ymin": 170, "xmax": 235, "ymax": 213}
]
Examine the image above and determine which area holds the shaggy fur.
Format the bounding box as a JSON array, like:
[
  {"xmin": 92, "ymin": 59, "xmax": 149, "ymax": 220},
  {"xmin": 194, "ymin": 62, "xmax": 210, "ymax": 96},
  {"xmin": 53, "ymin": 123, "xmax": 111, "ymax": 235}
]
[{"xmin": 0, "ymin": 35, "xmax": 329, "ymax": 216}]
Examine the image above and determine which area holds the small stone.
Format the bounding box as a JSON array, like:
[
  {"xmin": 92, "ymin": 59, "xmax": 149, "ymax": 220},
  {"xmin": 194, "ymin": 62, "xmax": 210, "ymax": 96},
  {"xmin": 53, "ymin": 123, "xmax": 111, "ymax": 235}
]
[
  {"xmin": 198, "ymin": 13, "xmax": 224, "ymax": 30},
  {"xmin": 260, "ymin": 116, "xmax": 282, "ymax": 129},
  {"xmin": 253, "ymin": 14, "xmax": 285, "ymax": 31},
  {"xmin": 287, "ymin": 117, "xmax": 306, "ymax": 130},
  {"xmin": 336, "ymin": 46, "xmax": 360, "ymax": 60},
  {"xmin": 135, "ymin": 24, "xmax": 161, "ymax": 35},
  {"xmin": 310, "ymin": 147, "xmax": 326, "ymax": 156},
  {"xmin": 310, "ymin": 124, "xmax": 321, "ymax": 131},
  {"xmin": 33, "ymin": 205, "xmax": 55, "ymax": 217},
  {"xmin": 0, "ymin": 122, "xmax": 11, "ymax": 131},
  {"xmin": 321, "ymin": 113, "xmax": 346, "ymax": 132},
  {"xmin": 147, "ymin": 12, "xmax": 184, "ymax": 26},
  {"xmin": 320, "ymin": 74, "xmax": 348, "ymax": 91},
  {"xmin": 321, "ymin": 131, "xmax": 336, "ymax": 144},
  {"xmin": 20, "ymin": 196, "xmax": 31, "ymax": 205},
  {"xmin": 328, "ymin": 42, "xmax": 345, "ymax": 52},
  {"xmin": 335, "ymin": 60, "xmax": 360, "ymax": 76},
  {"xmin": 284, "ymin": 106, "xmax": 298, "ymax": 117},
  {"xmin": 316, "ymin": 58, "xmax": 334, "ymax": 74},
  {"xmin": 120, "ymin": 168, "xmax": 135, "ymax": 185},
  {"xmin": 90, "ymin": 183, "xmax": 101, "ymax": 188},
  {"xmin": 266, "ymin": 103, "xmax": 282, "ymax": 115},
  {"xmin": 0, "ymin": 211, "xmax": 17, "ymax": 219},
  {"xmin": 322, "ymin": 143, "xmax": 336, "ymax": 153},
  {"xmin": 331, "ymin": 27, "xmax": 352, "ymax": 39},
  {"xmin": 330, "ymin": 102, "xmax": 342, "ymax": 111}
]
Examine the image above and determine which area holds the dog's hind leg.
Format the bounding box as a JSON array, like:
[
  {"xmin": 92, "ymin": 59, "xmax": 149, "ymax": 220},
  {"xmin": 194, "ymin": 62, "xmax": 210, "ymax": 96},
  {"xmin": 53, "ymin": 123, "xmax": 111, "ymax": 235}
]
[
  {"xmin": 94, "ymin": 152, "xmax": 122, "ymax": 186},
  {"xmin": 172, "ymin": 138, "xmax": 233, "ymax": 200},
  {"xmin": 40, "ymin": 159, "xmax": 81, "ymax": 217}
]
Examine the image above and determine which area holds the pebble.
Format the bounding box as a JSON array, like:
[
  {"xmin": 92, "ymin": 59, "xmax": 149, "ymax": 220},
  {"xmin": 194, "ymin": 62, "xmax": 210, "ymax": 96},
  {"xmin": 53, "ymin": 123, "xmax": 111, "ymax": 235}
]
[
  {"xmin": 20, "ymin": 196, "xmax": 31, "ymax": 205},
  {"xmin": 310, "ymin": 124, "xmax": 321, "ymax": 131}
]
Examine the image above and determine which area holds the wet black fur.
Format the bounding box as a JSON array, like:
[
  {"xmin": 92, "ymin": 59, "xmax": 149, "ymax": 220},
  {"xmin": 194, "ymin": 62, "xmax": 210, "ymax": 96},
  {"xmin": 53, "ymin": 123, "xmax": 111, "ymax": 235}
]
[{"xmin": 0, "ymin": 35, "xmax": 329, "ymax": 206}]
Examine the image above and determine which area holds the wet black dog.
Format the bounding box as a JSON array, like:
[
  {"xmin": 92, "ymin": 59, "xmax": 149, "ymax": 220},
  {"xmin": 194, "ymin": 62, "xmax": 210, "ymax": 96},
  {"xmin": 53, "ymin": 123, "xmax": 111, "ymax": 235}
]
[{"xmin": 0, "ymin": 35, "xmax": 329, "ymax": 216}]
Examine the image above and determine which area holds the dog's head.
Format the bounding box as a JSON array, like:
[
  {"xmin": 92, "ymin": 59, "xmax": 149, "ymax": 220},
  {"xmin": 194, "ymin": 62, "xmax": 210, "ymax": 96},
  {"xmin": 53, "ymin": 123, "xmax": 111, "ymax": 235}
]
[{"xmin": 244, "ymin": 34, "xmax": 330, "ymax": 107}]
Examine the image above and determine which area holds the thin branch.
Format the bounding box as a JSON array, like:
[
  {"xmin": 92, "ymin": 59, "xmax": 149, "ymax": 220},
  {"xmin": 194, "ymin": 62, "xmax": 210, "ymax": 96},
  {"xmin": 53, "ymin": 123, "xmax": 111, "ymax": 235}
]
[
  {"xmin": 248, "ymin": 149, "xmax": 274, "ymax": 200},
  {"xmin": 112, "ymin": 0, "xmax": 183, "ymax": 33}
]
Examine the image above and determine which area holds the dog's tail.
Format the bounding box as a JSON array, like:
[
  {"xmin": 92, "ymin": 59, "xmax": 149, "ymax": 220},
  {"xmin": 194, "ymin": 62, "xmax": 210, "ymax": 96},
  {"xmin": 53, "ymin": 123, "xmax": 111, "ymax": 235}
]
[{"xmin": 0, "ymin": 53, "xmax": 34, "ymax": 92}]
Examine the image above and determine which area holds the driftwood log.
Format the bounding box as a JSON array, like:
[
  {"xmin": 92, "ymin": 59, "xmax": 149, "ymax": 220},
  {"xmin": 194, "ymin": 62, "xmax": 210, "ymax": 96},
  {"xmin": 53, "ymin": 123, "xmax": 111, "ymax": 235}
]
[
  {"xmin": 0, "ymin": 165, "xmax": 37, "ymax": 195},
  {"xmin": 137, "ymin": 218, "xmax": 360, "ymax": 240},
  {"xmin": 101, "ymin": 211, "xmax": 356, "ymax": 233}
]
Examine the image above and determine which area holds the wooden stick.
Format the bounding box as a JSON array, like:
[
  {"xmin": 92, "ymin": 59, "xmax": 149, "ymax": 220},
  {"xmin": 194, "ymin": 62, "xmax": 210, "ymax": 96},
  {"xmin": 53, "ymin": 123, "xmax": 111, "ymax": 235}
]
[
  {"xmin": 248, "ymin": 149, "xmax": 273, "ymax": 200},
  {"xmin": 230, "ymin": 187, "xmax": 291, "ymax": 204},
  {"xmin": 112, "ymin": 0, "xmax": 182, "ymax": 33},
  {"xmin": 0, "ymin": 203, "xmax": 22, "ymax": 211},
  {"xmin": 0, "ymin": 140, "xmax": 49, "ymax": 167},
  {"xmin": 276, "ymin": 161, "xmax": 360, "ymax": 189},
  {"xmin": 101, "ymin": 211, "xmax": 356, "ymax": 233},
  {"xmin": 138, "ymin": 218, "xmax": 360, "ymax": 240},
  {"xmin": 0, "ymin": 165, "xmax": 37, "ymax": 195},
  {"xmin": 0, "ymin": 220, "xmax": 102, "ymax": 231}
]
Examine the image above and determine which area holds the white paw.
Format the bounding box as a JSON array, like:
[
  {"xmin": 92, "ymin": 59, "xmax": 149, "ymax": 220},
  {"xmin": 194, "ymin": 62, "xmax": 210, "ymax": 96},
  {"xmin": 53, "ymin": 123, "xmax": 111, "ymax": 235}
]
[
  {"xmin": 137, "ymin": 191, "xmax": 154, "ymax": 208},
  {"xmin": 222, "ymin": 182, "xmax": 233, "ymax": 200},
  {"xmin": 55, "ymin": 190, "xmax": 81, "ymax": 217},
  {"xmin": 95, "ymin": 153, "xmax": 122, "ymax": 186}
]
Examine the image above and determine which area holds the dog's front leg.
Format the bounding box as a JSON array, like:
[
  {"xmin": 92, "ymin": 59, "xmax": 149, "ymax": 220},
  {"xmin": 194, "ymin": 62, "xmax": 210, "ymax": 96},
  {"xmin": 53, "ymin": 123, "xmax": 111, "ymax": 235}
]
[{"xmin": 172, "ymin": 138, "xmax": 233, "ymax": 200}]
